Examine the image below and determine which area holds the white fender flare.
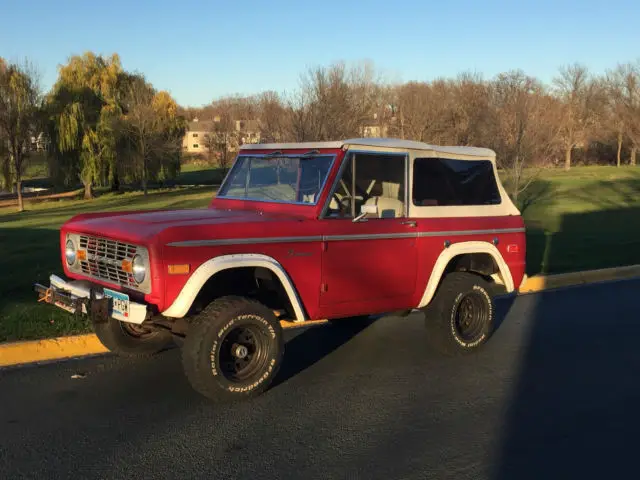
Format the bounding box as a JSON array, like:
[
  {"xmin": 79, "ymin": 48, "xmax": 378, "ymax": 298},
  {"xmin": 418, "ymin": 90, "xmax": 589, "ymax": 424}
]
[
  {"xmin": 161, "ymin": 254, "xmax": 307, "ymax": 321},
  {"xmin": 417, "ymin": 241, "xmax": 514, "ymax": 308}
]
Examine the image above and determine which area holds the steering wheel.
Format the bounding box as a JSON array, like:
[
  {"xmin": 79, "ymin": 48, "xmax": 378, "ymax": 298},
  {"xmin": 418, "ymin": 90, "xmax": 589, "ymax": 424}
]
[{"xmin": 331, "ymin": 193, "xmax": 353, "ymax": 217}]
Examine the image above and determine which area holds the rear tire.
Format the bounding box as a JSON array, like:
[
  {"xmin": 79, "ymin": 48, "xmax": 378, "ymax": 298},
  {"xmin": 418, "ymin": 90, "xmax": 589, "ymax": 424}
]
[
  {"xmin": 422, "ymin": 272, "xmax": 495, "ymax": 356},
  {"xmin": 181, "ymin": 296, "xmax": 284, "ymax": 402},
  {"xmin": 93, "ymin": 318, "xmax": 173, "ymax": 357}
]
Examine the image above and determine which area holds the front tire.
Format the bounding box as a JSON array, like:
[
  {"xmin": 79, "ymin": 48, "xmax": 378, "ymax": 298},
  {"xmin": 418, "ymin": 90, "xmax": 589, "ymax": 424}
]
[
  {"xmin": 93, "ymin": 318, "xmax": 173, "ymax": 357},
  {"xmin": 181, "ymin": 296, "xmax": 284, "ymax": 402},
  {"xmin": 422, "ymin": 272, "xmax": 495, "ymax": 356}
]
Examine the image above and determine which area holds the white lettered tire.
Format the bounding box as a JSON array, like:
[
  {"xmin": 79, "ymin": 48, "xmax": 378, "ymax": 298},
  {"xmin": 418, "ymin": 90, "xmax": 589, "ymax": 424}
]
[
  {"xmin": 422, "ymin": 272, "xmax": 495, "ymax": 355},
  {"xmin": 181, "ymin": 296, "xmax": 284, "ymax": 402}
]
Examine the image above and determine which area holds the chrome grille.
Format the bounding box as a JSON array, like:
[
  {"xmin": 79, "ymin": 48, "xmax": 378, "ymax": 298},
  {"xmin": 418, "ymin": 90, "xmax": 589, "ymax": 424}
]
[{"xmin": 78, "ymin": 235, "xmax": 139, "ymax": 289}]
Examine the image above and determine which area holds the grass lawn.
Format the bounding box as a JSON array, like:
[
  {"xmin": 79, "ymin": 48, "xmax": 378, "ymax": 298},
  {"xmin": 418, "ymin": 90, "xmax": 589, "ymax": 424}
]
[
  {"xmin": 1, "ymin": 165, "xmax": 639, "ymax": 343},
  {"xmin": 0, "ymin": 187, "xmax": 213, "ymax": 343},
  {"xmin": 16, "ymin": 154, "xmax": 225, "ymax": 192},
  {"xmin": 505, "ymin": 166, "xmax": 640, "ymax": 276},
  {"xmin": 176, "ymin": 163, "xmax": 227, "ymax": 185}
]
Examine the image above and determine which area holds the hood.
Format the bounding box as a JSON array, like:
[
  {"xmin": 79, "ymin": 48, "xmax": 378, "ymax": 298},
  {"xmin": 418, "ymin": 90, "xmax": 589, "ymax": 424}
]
[{"xmin": 63, "ymin": 208, "xmax": 302, "ymax": 244}]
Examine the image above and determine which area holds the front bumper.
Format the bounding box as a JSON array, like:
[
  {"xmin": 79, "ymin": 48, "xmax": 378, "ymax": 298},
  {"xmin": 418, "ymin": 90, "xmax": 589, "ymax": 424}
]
[{"xmin": 34, "ymin": 274, "xmax": 149, "ymax": 325}]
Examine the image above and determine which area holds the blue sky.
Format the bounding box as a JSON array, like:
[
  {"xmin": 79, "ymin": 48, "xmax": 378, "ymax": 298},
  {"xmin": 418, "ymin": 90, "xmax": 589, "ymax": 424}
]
[{"xmin": 2, "ymin": 0, "xmax": 639, "ymax": 107}]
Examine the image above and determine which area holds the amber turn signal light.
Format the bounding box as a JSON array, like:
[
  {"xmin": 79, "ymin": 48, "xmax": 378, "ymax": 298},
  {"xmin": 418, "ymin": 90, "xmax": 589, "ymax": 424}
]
[
  {"xmin": 77, "ymin": 250, "xmax": 87, "ymax": 261},
  {"xmin": 168, "ymin": 264, "xmax": 190, "ymax": 275},
  {"xmin": 121, "ymin": 259, "xmax": 133, "ymax": 273}
]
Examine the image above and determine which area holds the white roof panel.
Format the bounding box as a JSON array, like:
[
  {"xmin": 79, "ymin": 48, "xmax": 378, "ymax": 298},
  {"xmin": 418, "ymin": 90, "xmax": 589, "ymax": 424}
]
[{"xmin": 239, "ymin": 137, "xmax": 495, "ymax": 158}]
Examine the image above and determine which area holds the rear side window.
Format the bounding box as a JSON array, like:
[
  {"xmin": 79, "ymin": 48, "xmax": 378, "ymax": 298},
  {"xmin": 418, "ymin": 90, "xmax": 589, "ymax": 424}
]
[{"xmin": 412, "ymin": 158, "xmax": 501, "ymax": 206}]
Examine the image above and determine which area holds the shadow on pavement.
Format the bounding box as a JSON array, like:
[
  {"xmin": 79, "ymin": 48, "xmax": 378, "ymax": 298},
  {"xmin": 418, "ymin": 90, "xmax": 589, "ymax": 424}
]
[
  {"xmin": 492, "ymin": 204, "xmax": 640, "ymax": 479},
  {"xmin": 273, "ymin": 316, "xmax": 379, "ymax": 388}
]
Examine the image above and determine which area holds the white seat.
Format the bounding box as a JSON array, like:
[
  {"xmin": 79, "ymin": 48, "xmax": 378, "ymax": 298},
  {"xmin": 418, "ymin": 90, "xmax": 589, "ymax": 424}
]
[
  {"xmin": 364, "ymin": 196, "xmax": 404, "ymax": 218},
  {"xmin": 363, "ymin": 182, "xmax": 404, "ymax": 218}
]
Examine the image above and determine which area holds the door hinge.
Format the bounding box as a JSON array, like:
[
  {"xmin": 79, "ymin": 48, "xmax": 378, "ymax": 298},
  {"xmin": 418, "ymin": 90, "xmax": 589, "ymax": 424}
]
[{"xmin": 320, "ymin": 283, "xmax": 328, "ymax": 293}]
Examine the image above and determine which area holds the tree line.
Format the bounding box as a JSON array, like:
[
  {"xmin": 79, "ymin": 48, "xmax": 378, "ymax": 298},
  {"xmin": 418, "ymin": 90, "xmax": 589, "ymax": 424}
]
[
  {"xmin": 0, "ymin": 53, "xmax": 185, "ymax": 211},
  {"xmin": 183, "ymin": 60, "xmax": 640, "ymax": 201},
  {"xmin": 2, "ymin": 54, "xmax": 640, "ymax": 211}
]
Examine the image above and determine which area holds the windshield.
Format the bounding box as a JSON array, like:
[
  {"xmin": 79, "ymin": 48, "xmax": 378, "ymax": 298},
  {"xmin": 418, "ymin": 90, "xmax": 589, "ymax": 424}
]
[{"xmin": 217, "ymin": 154, "xmax": 335, "ymax": 204}]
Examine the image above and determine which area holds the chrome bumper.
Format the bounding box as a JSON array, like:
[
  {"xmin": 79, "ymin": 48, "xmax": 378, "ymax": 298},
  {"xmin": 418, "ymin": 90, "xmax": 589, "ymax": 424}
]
[{"xmin": 34, "ymin": 274, "xmax": 148, "ymax": 325}]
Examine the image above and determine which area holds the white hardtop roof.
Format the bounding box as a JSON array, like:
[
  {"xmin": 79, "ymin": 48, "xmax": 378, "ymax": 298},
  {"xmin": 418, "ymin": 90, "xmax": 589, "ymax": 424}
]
[{"xmin": 239, "ymin": 137, "xmax": 496, "ymax": 158}]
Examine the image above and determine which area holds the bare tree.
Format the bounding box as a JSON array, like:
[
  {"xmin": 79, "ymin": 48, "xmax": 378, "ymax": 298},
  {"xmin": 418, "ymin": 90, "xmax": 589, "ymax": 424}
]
[
  {"xmin": 449, "ymin": 72, "xmax": 493, "ymax": 146},
  {"xmin": 388, "ymin": 81, "xmax": 433, "ymax": 141},
  {"xmin": 607, "ymin": 62, "xmax": 640, "ymax": 165},
  {"xmin": 286, "ymin": 86, "xmax": 315, "ymax": 142},
  {"xmin": 289, "ymin": 61, "xmax": 381, "ymax": 141},
  {"xmin": 204, "ymin": 98, "xmax": 238, "ymax": 173},
  {"xmin": 121, "ymin": 75, "xmax": 156, "ymax": 194},
  {"xmin": 0, "ymin": 60, "xmax": 41, "ymax": 211},
  {"xmin": 256, "ymin": 91, "xmax": 289, "ymax": 143},
  {"xmin": 490, "ymin": 70, "xmax": 559, "ymax": 204},
  {"xmin": 552, "ymin": 63, "xmax": 601, "ymax": 170},
  {"xmin": 605, "ymin": 69, "xmax": 628, "ymax": 167},
  {"xmin": 0, "ymin": 57, "xmax": 9, "ymax": 191}
]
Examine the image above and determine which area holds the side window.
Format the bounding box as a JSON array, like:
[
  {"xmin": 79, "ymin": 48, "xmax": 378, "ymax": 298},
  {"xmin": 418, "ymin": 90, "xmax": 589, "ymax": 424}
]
[
  {"xmin": 412, "ymin": 158, "xmax": 501, "ymax": 207},
  {"xmin": 219, "ymin": 156, "xmax": 250, "ymax": 196},
  {"xmin": 326, "ymin": 152, "xmax": 406, "ymax": 218}
]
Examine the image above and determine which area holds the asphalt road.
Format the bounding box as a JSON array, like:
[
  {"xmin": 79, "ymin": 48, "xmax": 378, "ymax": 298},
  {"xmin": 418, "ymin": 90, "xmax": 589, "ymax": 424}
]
[{"xmin": 1, "ymin": 279, "xmax": 640, "ymax": 480}]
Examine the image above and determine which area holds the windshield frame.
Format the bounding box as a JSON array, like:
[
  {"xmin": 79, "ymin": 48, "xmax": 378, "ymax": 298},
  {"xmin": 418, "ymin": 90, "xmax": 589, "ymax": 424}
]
[{"xmin": 216, "ymin": 152, "xmax": 338, "ymax": 206}]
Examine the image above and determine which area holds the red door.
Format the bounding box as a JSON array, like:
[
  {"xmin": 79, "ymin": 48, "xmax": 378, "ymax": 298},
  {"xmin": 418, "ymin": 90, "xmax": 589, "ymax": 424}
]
[{"xmin": 318, "ymin": 217, "xmax": 418, "ymax": 316}]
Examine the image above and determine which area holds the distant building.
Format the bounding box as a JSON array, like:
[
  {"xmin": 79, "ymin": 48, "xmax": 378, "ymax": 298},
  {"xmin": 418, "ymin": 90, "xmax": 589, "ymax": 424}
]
[
  {"xmin": 182, "ymin": 118, "xmax": 214, "ymax": 153},
  {"xmin": 182, "ymin": 117, "xmax": 264, "ymax": 155},
  {"xmin": 360, "ymin": 113, "xmax": 387, "ymax": 138}
]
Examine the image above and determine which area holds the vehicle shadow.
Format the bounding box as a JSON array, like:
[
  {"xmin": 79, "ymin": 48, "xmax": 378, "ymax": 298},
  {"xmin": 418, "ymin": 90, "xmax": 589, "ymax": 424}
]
[
  {"xmin": 273, "ymin": 316, "xmax": 379, "ymax": 388},
  {"xmin": 273, "ymin": 293, "xmax": 516, "ymax": 390}
]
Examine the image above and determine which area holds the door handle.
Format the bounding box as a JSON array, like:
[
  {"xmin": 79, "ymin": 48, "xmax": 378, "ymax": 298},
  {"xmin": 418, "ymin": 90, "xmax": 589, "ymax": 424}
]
[{"xmin": 400, "ymin": 220, "xmax": 417, "ymax": 227}]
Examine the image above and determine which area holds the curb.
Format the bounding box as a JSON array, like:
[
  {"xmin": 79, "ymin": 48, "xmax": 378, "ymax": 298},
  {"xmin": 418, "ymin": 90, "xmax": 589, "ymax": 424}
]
[
  {"xmin": 518, "ymin": 264, "xmax": 640, "ymax": 294},
  {"xmin": 0, "ymin": 334, "xmax": 107, "ymax": 368},
  {"xmin": 2, "ymin": 264, "xmax": 639, "ymax": 368}
]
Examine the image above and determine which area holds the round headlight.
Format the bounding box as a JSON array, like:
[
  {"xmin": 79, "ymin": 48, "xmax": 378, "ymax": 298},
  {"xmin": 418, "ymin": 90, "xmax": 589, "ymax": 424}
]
[
  {"xmin": 65, "ymin": 239, "xmax": 76, "ymax": 265},
  {"xmin": 132, "ymin": 255, "xmax": 146, "ymax": 283}
]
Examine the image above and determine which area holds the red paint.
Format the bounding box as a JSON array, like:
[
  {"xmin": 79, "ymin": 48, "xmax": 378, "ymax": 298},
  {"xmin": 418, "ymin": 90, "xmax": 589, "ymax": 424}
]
[
  {"xmin": 318, "ymin": 218, "xmax": 418, "ymax": 306},
  {"xmin": 59, "ymin": 145, "xmax": 527, "ymax": 320}
]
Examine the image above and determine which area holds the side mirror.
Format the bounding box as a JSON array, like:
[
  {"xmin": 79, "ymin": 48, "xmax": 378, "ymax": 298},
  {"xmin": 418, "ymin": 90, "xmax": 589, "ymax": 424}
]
[{"xmin": 353, "ymin": 204, "xmax": 378, "ymax": 222}]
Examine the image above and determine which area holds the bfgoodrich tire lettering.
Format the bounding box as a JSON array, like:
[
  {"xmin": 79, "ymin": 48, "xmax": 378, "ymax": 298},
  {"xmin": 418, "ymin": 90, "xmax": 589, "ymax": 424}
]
[
  {"xmin": 422, "ymin": 272, "xmax": 495, "ymax": 355},
  {"xmin": 181, "ymin": 296, "xmax": 284, "ymax": 402}
]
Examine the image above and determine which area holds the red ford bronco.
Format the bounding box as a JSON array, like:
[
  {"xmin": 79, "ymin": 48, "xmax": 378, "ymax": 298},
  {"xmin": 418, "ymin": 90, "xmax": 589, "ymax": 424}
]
[{"xmin": 35, "ymin": 138, "xmax": 526, "ymax": 401}]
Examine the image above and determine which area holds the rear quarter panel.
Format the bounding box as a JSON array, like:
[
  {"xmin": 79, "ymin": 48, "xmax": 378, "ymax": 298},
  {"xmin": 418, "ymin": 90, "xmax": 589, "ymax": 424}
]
[{"xmin": 411, "ymin": 214, "xmax": 526, "ymax": 307}]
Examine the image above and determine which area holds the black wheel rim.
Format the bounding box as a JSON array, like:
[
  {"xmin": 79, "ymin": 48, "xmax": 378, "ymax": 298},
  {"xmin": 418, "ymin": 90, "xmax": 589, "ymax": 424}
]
[
  {"xmin": 217, "ymin": 323, "xmax": 270, "ymax": 383},
  {"xmin": 453, "ymin": 291, "xmax": 489, "ymax": 343},
  {"xmin": 120, "ymin": 322, "xmax": 156, "ymax": 338}
]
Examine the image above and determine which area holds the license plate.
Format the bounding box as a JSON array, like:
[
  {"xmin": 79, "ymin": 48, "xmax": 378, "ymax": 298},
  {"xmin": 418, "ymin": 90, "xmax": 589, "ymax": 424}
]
[{"xmin": 103, "ymin": 288, "xmax": 130, "ymax": 321}]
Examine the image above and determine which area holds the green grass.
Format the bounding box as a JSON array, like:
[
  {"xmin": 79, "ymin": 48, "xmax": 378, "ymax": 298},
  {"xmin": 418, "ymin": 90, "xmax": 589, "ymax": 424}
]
[
  {"xmin": 17, "ymin": 153, "xmax": 224, "ymax": 189},
  {"xmin": 509, "ymin": 166, "xmax": 640, "ymax": 276},
  {"xmin": 0, "ymin": 187, "xmax": 213, "ymax": 343},
  {"xmin": 175, "ymin": 163, "xmax": 227, "ymax": 185},
  {"xmin": 1, "ymin": 165, "xmax": 639, "ymax": 343}
]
